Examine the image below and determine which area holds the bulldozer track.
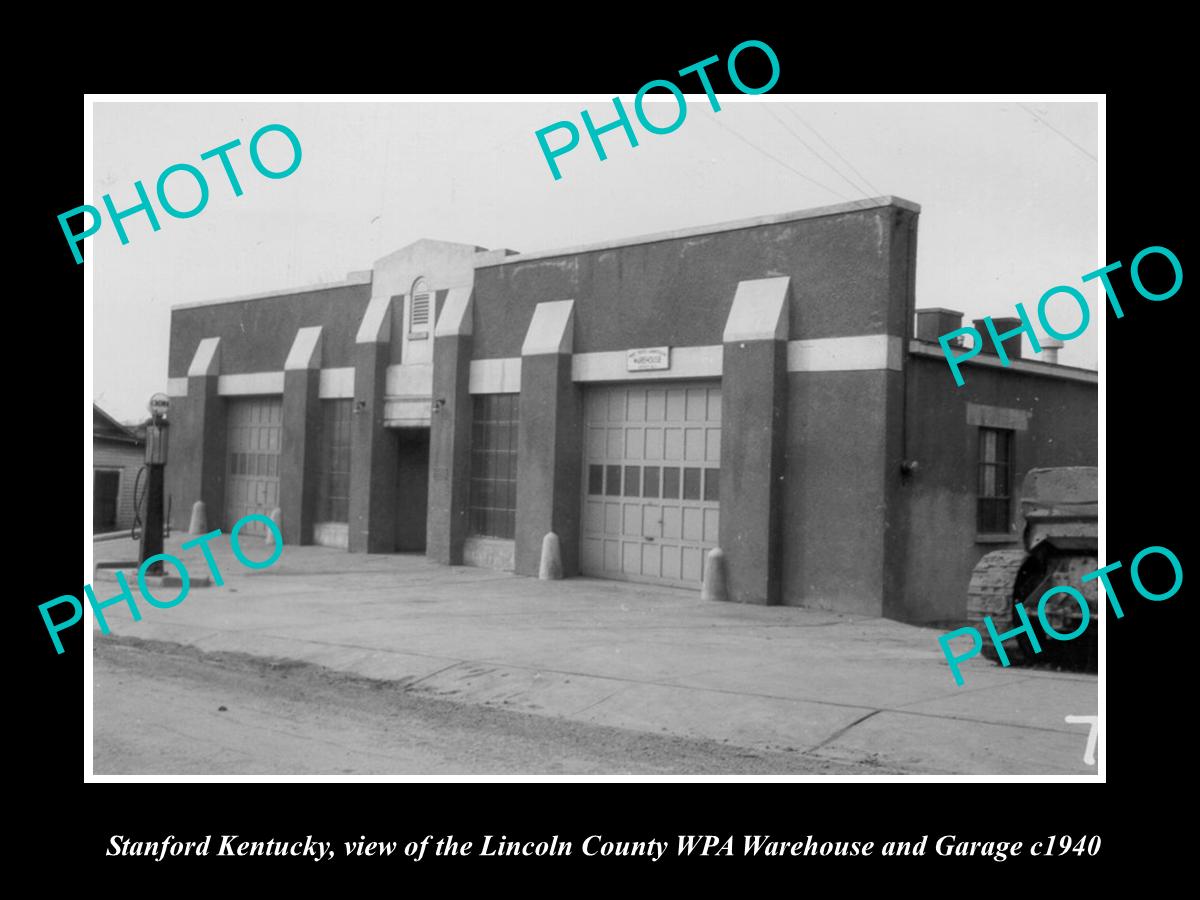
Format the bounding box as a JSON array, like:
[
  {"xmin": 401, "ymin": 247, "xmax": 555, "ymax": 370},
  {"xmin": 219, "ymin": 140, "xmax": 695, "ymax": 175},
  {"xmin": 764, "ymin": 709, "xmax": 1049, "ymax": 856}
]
[{"xmin": 967, "ymin": 549, "xmax": 1030, "ymax": 664}]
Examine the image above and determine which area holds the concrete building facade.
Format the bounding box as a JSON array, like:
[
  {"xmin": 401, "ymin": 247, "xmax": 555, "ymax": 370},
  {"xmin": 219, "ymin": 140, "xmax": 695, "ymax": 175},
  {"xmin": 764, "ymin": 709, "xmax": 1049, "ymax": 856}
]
[{"xmin": 164, "ymin": 198, "xmax": 1098, "ymax": 625}]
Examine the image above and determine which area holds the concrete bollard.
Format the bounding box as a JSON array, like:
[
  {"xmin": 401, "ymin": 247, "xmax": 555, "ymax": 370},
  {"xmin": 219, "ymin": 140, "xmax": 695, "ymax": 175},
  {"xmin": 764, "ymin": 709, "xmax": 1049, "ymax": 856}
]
[
  {"xmin": 188, "ymin": 500, "xmax": 207, "ymax": 535},
  {"xmin": 267, "ymin": 507, "xmax": 283, "ymax": 545},
  {"xmin": 539, "ymin": 532, "xmax": 563, "ymax": 580},
  {"xmin": 701, "ymin": 547, "xmax": 728, "ymax": 602}
]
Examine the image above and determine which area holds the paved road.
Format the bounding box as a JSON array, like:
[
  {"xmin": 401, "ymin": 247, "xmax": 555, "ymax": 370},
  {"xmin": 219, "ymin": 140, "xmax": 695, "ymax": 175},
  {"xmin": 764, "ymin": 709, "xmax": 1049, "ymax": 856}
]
[{"xmin": 94, "ymin": 639, "xmax": 899, "ymax": 775}]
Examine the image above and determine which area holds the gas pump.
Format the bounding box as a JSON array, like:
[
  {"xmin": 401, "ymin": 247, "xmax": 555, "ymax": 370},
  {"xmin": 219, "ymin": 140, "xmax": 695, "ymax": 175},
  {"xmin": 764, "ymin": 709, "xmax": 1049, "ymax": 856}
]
[{"xmin": 140, "ymin": 393, "xmax": 171, "ymax": 575}]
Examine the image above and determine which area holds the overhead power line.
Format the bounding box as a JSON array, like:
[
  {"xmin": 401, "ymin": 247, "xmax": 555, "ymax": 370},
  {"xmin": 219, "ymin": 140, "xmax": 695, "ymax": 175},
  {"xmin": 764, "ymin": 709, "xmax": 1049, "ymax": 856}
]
[
  {"xmin": 1018, "ymin": 104, "xmax": 1097, "ymax": 162},
  {"xmin": 787, "ymin": 108, "xmax": 885, "ymax": 198},
  {"xmin": 765, "ymin": 107, "xmax": 875, "ymax": 202},
  {"xmin": 699, "ymin": 110, "xmax": 855, "ymax": 204}
]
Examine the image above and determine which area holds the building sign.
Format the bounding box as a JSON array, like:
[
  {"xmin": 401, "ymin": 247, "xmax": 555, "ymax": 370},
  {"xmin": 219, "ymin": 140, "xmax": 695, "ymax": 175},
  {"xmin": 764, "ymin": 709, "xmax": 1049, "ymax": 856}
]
[{"xmin": 627, "ymin": 347, "xmax": 670, "ymax": 371}]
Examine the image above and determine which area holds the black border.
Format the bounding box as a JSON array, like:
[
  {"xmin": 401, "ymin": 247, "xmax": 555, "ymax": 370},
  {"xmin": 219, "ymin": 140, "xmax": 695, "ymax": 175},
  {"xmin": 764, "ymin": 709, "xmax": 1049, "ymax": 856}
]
[{"xmin": 24, "ymin": 25, "xmax": 1189, "ymax": 882}]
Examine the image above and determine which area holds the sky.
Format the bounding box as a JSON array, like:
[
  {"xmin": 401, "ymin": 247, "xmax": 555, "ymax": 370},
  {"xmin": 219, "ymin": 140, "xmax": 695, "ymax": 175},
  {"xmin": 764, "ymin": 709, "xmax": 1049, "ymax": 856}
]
[{"xmin": 91, "ymin": 99, "xmax": 1098, "ymax": 423}]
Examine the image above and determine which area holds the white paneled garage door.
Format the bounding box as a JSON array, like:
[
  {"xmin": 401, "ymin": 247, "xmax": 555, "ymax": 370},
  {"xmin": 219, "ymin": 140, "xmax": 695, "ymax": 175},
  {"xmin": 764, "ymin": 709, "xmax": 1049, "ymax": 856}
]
[
  {"xmin": 225, "ymin": 397, "xmax": 282, "ymax": 536},
  {"xmin": 581, "ymin": 383, "xmax": 721, "ymax": 587}
]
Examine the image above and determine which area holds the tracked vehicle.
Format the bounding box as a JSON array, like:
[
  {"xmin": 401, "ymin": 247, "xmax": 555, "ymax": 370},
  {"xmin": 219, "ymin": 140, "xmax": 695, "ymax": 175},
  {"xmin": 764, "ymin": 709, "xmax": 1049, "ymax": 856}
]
[{"xmin": 966, "ymin": 467, "xmax": 1098, "ymax": 667}]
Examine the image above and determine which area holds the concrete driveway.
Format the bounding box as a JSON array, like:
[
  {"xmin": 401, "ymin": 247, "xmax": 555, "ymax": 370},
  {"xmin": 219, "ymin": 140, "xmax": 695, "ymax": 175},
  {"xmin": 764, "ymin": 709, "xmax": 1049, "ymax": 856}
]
[{"xmin": 89, "ymin": 534, "xmax": 1099, "ymax": 775}]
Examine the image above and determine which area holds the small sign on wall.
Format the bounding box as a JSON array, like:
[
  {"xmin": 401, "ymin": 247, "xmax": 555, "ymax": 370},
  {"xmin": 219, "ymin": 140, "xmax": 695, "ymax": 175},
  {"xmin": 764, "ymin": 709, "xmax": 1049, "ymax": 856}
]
[{"xmin": 627, "ymin": 347, "xmax": 670, "ymax": 372}]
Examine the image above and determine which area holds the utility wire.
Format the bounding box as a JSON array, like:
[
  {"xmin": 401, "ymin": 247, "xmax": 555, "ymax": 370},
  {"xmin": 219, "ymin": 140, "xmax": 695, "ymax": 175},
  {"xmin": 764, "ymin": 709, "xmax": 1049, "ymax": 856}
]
[
  {"xmin": 1018, "ymin": 104, "xmax": 1097, "ymax": 162},
  {"xmin": 788, "ymin": 108, "xmax": 885, "ymax": 197},
  {"xmin": 765, "ymin": 106, "xmax": 875, "ymax": 202},
  {"xmin": 699, "ymin": 110, "xmax": 853, "ymax": 204}
]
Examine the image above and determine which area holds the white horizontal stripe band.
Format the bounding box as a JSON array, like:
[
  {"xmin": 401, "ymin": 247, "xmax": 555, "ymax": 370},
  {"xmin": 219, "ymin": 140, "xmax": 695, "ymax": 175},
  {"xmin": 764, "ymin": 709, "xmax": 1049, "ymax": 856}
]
[
  {"xmin": 385, "ymin": 364, "xmax": 433, "ymax": 396},
  {"xmin": 572, "ymin": 346, "xmax": 722, "ymax": 382},
  {"xmin": 179, "ymin": 368, "xmax": 355, "ymax": 399},
  {"xmin": 787, "ymin": 334, "xmax": 902, "ymax": 372},
  {"xmin": 217, "ymin": 372, "xmax": 285, "ymax": 396},
  {"xmin": 200, "ymin": 337, "xmax": 910, "ymax": 404},
  {"xmin": 477, "ymin": 337, "xmax": 905, "ymax": 391},
  {"xmin": 318, "ymin": 367, "xmax": 355, "ymax": 399},
  {"xmin": 469, "ymin": 357, "xmax": 522, "ymax": 394}
]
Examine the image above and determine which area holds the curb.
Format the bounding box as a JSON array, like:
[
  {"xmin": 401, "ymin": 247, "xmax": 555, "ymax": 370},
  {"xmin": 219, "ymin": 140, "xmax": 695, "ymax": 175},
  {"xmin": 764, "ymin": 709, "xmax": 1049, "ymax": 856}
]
[
  {"xmin": 93, "ymin": 567, "xmax": 213, "ymax": 589},
  {"xmin": 90, "ymin": 629, "xmax": 1093, "ymax": 775},
  {"xmin": 93, "ymin": 532, "xmax": 134, "ymax": 544}
]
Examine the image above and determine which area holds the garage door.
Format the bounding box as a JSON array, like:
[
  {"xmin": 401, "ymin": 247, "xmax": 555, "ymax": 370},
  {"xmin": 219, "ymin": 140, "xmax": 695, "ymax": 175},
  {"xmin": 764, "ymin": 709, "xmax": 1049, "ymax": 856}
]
[
  {"xmin": 225, "ymin": 397, "xmax": 282, "ymax": 536},
  {"xmin": 581, "ymin": 383, "xmax": 721, "ymax": 587}
]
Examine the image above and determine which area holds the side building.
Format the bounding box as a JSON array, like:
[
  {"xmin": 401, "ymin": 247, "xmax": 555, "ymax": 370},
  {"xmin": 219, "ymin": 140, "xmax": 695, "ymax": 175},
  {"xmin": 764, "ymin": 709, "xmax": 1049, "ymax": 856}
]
[
  {"xmin": 93, "ymin": 404, "xmax": 146, "ymax": 534},
  {"xmin": 164, "ymin": 198, "xmax": 1098, "ymax": 625}
]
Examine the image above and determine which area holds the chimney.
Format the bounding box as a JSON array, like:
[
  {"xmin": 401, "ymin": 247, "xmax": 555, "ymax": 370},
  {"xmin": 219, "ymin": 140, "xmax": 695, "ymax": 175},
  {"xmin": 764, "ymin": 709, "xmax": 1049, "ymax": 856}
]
[
  {"xmin": 915, "ymin": 308, "xmax": 964, "ymax": 343},
  {"xmin": 972, "ymin": 317, "xmax": 1023, "ymax": 360},
  {"xmin": 1042, "ymin": 338, "xmax": 1063, "ymax": 364}
]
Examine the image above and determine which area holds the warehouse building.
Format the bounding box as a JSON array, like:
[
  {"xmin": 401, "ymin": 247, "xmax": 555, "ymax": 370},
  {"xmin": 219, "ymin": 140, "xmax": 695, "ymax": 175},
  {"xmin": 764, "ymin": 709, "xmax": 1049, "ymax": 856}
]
[{"xmin": 164, "ymin": 197, "xmax": 1097, "ymax": 624}]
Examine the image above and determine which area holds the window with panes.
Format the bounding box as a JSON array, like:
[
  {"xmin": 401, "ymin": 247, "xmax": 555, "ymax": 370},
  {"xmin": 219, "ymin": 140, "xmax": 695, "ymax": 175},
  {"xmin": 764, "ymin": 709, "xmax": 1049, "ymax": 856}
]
[
  {"xmin": 315, "ymin": 399, "xmax": 353, "ymax": 523},
  {"xmin": 586, "ymin": 462, "xmax": 719, "ymax": 502},
  {"xmin": 468, "ymin": 394, "xmax": 519, "ymax": 539},
  {"xmin": 977, "ymin": 426, "xmax": 1014, "ymax": 534}
]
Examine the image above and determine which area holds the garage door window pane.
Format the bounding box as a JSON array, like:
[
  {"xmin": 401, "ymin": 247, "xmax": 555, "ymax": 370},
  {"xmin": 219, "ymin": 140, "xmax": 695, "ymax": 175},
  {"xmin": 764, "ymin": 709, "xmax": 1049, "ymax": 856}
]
[
  {"xmin": 588, "ymin": 464, "xmax": 604, "ymax": 495},
  {"xmin": 624, "ymin": 466, "xmax": 641, "ymax": 497},
  {"xmin": 662, "ymin": 467, "xmax": 680, "ymax": 499},
  {"xmin": 643, "ymin": 466, "xmax": 660, "ymax": 498},
  {"xmin": 605, "ymin": 465, "xmax": 621, "ymax": 496},
  {"xmin": 683, "ymin": 467, "xmax": 701, "ymax": 500},
  {"xmin": 704, "ymin": 468, "xmax": 719, "ymax": 502}
]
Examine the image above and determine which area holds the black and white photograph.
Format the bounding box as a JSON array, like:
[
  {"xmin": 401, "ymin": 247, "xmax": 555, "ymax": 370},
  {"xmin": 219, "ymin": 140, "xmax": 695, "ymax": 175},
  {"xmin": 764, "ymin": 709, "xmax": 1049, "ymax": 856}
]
[{"xmin": 80, "ymin": 95, "xmax": 1104, "ymax": 778}]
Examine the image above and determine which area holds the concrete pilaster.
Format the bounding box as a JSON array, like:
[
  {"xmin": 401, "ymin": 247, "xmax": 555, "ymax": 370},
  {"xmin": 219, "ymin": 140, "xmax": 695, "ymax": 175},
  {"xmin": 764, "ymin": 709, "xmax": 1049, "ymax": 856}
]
[
  {"xmin": 514, "ymin": 301, "xmax": 582, "ymax": 577},
  {"xmin": 719, "ymin": 278, "xmax": 790, "ymax": 605},
  {"xmin": 280, "ymin": 326, "xmax": 323, "ymax": 546},
  {"xmin": 427, "ymin": 288, "xmax": 474, "ymax": 564},
  {"xmin": 349, "ymin": 295, "xmax": 398, "ymax": 553},
  {"xmin": 173, "ymin": 337, "xmax": 226, "ymax": 532}
]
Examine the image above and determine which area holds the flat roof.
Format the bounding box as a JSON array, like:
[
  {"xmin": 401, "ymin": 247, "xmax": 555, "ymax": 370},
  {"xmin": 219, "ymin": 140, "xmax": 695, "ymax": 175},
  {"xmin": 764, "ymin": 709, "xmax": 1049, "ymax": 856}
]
[
  {"xmin": 908, "ymin": 340, "xmax": 1098, "ymax": 384},
  {"xmin": 171, "ymin": 270, "xmax": 373, "ymax": 312},
  {"xmin": 169, "ymin": 197, "xmax": 920, "ymax": 310},
  {"xmin": 474, "ymin": 196, "xmax": 921, "ymax": 269}
]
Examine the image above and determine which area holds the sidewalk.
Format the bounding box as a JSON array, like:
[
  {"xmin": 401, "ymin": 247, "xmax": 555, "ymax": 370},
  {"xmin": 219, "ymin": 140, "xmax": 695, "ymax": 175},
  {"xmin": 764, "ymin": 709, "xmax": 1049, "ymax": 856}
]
[{"xmin": 90, "ymin": 533, "xmax": 1098, "ymax": 774}]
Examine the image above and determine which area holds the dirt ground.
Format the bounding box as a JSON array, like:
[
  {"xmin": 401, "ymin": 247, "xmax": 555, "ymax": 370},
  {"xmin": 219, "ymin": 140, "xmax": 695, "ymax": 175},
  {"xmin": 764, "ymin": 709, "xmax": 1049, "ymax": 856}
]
[{"xmin": 93, "ymin": 638, "xmax": 901, "ymax": 776}]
